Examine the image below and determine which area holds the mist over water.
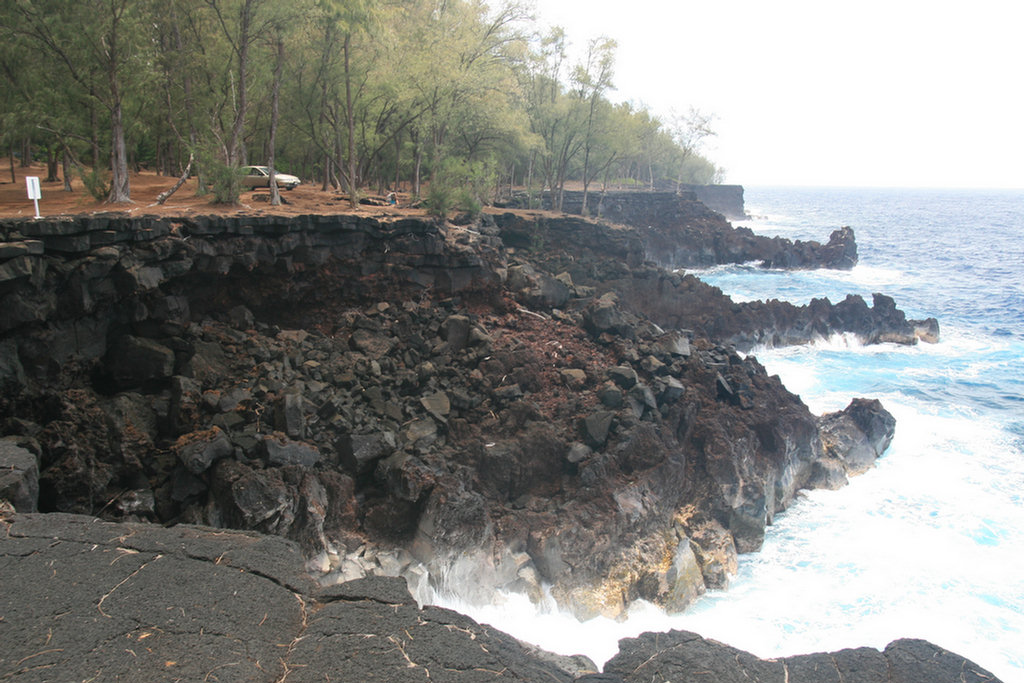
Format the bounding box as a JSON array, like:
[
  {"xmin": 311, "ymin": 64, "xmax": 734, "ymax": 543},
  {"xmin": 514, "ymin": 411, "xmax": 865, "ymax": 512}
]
[{"xmin": 428, "ymin": 188, "xmax": 1024, "ymax": 682}]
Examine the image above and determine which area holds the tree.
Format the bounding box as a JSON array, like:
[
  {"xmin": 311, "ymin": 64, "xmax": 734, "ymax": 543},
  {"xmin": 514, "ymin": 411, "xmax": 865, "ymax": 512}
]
[
  {"xmin": 572, "ymin": 37, "xmax": 616, "ymax": 215},
  {"xmin": 290, "ymin": 0, "xmax": 380, "ymax": 204},
  {"xmin": 2, "ymin": 0, "xmax": 147, "ymax": 202},
  {"xmin": 200, "ymin": 0, "xmax": 266, "ymax": 203},
  {"xmin": 522, "ymin": 27, "xmax": 579, "ymax": 209},
  {"xmin": 267, "ymin": 28, "xmax": 285, "ymax": 205},
  {"xmin": 670, "ymin": 107, "xmax": 717, "ymax": 188},
  {"xmin": 0, "ymin": 0, "xmax": 725, "ymax": 209},
  {"xmin": 401, "ymin": 0, "xmax": 529, "ymax": 198}
]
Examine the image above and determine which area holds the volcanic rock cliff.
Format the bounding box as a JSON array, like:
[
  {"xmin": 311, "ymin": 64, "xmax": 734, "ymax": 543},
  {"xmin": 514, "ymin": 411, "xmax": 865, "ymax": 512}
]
[{"xmin": 0, "ymin": 205, "xmax": 936, "ymax": 623}]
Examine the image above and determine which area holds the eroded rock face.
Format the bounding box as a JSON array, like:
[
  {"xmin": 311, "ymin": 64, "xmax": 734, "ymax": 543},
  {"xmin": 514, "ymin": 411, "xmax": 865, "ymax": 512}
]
[
  {"xmin": 495, "ymin": 194, "xmax": 856, "ymax": 270},
  {"xmin": 0, "ymin": 438, "xmax": 38, "ymax": 512},
  {"xmin": 818, "ymin": 398, "xmax": 897, "ymax": 478},
  {"xmin": 0, "ymin": 209, "xmax": 907, "ymax": 619}
]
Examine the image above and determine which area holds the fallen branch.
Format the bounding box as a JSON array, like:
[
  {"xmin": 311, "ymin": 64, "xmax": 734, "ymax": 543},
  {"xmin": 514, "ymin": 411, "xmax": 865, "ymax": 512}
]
[{"xmin": 156, "ymin": 153, "xmax": 194, "ymax": 205}]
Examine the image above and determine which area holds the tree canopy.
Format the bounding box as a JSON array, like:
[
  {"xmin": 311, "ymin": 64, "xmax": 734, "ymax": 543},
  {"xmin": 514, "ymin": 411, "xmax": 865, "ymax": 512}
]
[{"xmin": 0, "ymin": 0, "xmax": 723, "ymax": 206}]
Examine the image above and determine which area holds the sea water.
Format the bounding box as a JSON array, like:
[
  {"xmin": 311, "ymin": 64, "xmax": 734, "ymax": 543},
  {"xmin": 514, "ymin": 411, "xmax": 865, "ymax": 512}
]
[{"xmin": 431, "ymin": 187, "xmax": 1024, "ymax": 682}]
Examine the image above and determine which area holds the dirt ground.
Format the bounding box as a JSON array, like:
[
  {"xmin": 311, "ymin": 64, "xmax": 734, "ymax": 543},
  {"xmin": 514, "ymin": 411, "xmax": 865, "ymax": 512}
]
[{"xmin": 0, "ymin": 159, "xmax": 430, "ymax": 221}]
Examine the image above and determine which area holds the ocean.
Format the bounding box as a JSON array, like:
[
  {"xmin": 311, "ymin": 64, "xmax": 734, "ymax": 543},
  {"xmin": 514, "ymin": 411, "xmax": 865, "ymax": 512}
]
[{"xmin": 430, "ymin": 187, "xmax": 1024, "ymax": 682}]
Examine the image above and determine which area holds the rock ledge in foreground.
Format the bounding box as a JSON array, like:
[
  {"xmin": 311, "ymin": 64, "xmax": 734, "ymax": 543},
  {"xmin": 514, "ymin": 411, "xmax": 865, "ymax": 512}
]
[{"xmin": 0, "ymin": 512, "xmax": 1002, "ymax": 683}]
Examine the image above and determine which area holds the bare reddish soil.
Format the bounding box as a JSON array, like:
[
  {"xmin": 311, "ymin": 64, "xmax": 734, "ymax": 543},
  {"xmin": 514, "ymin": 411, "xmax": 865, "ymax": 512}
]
[{"xmin": 0, "ymin": 160, "xmax": 430, "ymax": 221}]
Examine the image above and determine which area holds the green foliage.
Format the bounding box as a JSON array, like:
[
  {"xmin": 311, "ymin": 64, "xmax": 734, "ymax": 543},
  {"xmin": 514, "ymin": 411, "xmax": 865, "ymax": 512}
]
[
  {"xmin": 423, "ymin": 183, "xmax": 455, "ymax": 218},
  {"xmin": 79, "ymin": 167, "xmax": 111, "ymax": 201},
  {"xmin": 205, "ymin": 159, "xmax": 243, "ymax": 205},
  {"xmin": 191, "ymin": 145, "xmax": 243, "ymax": 204},
  {"xmin": 0, "ymin": 0, "xmax": 726, "ymax": 204},
  {"xmin": 678, "ymin": 155, "xmax": 722, "ymax": 185},
  {"xmin": 424, "ymin": 157, "xmax": 493, "ymax": 218},
  {"xmin": 457, "ymin": 188, "xmax": 483, "ymax": 218}
]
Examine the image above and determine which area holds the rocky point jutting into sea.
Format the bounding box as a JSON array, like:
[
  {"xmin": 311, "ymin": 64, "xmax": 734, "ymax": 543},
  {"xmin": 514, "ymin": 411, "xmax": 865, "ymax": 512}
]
[{"xmin": 1, "ymin": 190, "xmax": 993, "ymax": 682}]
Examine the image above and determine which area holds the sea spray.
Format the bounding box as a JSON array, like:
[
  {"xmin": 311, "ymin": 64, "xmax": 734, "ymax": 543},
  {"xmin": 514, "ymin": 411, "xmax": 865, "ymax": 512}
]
[{"xmin": 422, "ymin": 188, "xmax": 1024, "ymax": 682}]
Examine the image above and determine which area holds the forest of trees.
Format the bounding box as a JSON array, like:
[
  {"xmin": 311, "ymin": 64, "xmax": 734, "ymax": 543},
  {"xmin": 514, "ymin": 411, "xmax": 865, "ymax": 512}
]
[{"xmin": 0, "ymin": 0, "xmax": 722, "ymax": 211}]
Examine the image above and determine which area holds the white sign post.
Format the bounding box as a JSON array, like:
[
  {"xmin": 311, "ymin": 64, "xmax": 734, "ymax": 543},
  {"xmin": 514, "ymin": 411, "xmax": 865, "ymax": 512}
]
[{"xmin": 26, "ymin": 176, "xmax": 42, "ymax": 219}]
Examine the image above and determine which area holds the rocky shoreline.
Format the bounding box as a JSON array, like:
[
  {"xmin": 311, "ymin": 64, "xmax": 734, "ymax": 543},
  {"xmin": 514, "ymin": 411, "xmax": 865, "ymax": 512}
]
[{"xmin": 0, "ymin": 196, "xmax": 979, "ymax": 681}]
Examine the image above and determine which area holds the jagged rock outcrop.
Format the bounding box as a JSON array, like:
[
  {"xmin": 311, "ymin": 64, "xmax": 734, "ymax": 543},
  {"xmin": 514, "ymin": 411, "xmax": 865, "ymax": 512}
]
[
  {"xmin": 0, "ymin": 209, "xmax": 920, "ymax": 619},
  {"xmin": 0, "ymin": 512, "xmax": 1002, "ymax": 683},
  {"xmin": 495, "ymin": 193, "xmax": 853, "ymax": 269},
  {"xmin": 492, "ymin": 213, "xmax": 936, "ymax": 351},
  {"xmin": 602, "ymin": 629, "xmax": 1001, "ymax": 683}
]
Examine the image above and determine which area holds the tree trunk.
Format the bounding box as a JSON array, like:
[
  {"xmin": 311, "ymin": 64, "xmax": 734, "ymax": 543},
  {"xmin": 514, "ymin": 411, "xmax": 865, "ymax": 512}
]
[
  {"xmin": 581, "ymin": 155, "xmax": 591, "ymax": 216},
  {"xmin": 105, "ymin": 5, "xmax": 130, "ymax": 204},
  {"xmin": 526, "ymin": 151, "xmax": 534, "ymax": 209},
  {"xmin": 394, "ymin": 133, "xmax": 401, "ymax": 191},
  {"xmin": 108, "ymin": 100, "xmax": 131, "ymax": 203},
  {"xmin": 62, "ymin": 149, "xmax": 73, "ymax": 192},
  {"xmin": 412, "ymin": 136, "xmax": 422, "ymax": 198},
  {"xmin": 9, "ymin": 141, "xmax": 15, "ymax": 183},
  {"xmin": 343, "ymin": 32, "xmax": 358, "ymax": 208},
  {"xmin": 46, "ymin": 148, "xmax": 59, "ymax": 182},
  {"xmin": 170, "ymin": 14, "xmax": 200, "ymax": 191},
  {"xmin": 268, "ymin": 34, "xmax": 284, "ymax": 206},
  {"xmin": 228, "ymin": 1, "xmax": 252, "ymax": 170},
  {"xmin": 90, "ymin": 108, "xmax": 101, "ymax": 167},
  {"xmin": 334, "ymin": 135, "xmax": 347, "ymax": 191}
]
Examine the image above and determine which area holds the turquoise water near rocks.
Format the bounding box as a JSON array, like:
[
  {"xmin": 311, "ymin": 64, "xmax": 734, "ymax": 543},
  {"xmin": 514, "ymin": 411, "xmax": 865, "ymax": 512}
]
[{"xmin": 435, "ymin": 187, "xmax": 1024, "ymax": 681}]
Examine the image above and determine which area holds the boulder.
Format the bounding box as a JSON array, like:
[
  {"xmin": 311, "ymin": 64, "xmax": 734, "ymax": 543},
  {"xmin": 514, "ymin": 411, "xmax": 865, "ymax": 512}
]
[
  {"xmin": 402, "ymin": 419, "xmax": 438, "ymax": 450},
  {"xmin": 274, "ymin": 392, "xmax": 306, "ymax": 438},
  {"xmin": 106, "ymin": 335, "xmax": 176, "ymax": 389},
  {"xmin": 262, "ymin": 434, "xmax": 322, "ymax": 468},
  {"xmin": 566, "ymin": 442, "xmax": 592, "ymax": 464},
  {"xmin": 819, "ymin": 398, "xmax": 895, "ymax": 476},
  {"xmin": 211, "ymin": 460, "xmax": 292, "ymax": 530},
  {"xmin": 419, "ymin": 391, "xmax": 451, "ymax": 421},
  {"xmin": 337, "ymin": 433, "xmax": 391, "ymax": 476},
  {"xmin": 0, "ymin": 439, "xmax": 39, "ymax": 512},
  {"xmin": 582, "ymin": 411, "xmax": 614, "ymax": 448},
  {"xmin": 349, "ymin": 327, "xmax": 395, "ymax": 357},
  {"xmin": 507, "ymin": 263, "xmax": 571, "ymax": 308},
  {"xmin": 607, "ymin": 365, "xmax": 638, "ymax": 389},
  {"xmin": 440, "ymin": 314, "xmax": 472, "ymax": 351},
  {"xmin": 597, "ymin": 381, "xmax": 624, "ymax": 408},
  {"xmin": 560, "ymin": 368, "xmax": 587, "ymax": 390},
  {"xmin": 584, "ymin": 295, "xmax": 637, "ymax": 338},
  {"xmin": 175, "ymin": 427, "xmax": 234, "ymax": 475}
]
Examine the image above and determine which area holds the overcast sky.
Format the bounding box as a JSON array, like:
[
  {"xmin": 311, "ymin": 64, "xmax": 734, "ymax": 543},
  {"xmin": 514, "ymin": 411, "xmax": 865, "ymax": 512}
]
[{"xmin": 529, "ymin": 0, "xmax": 1024, "ymax": 188}]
